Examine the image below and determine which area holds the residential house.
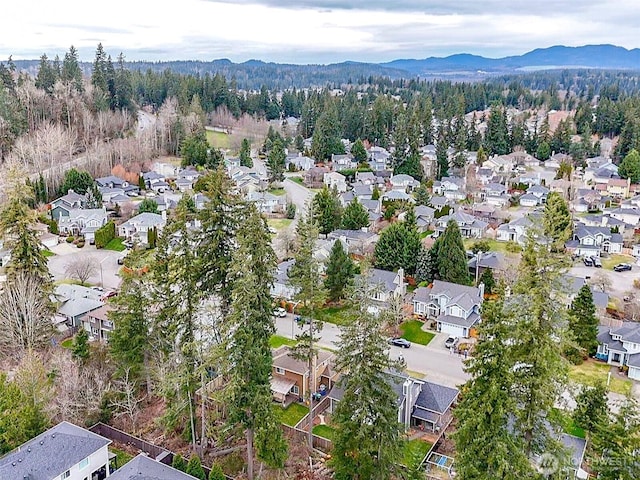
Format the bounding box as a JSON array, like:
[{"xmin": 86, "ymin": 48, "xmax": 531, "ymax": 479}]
[
  {"xmin": 304, "ymin": 166, "xmax": 330, "ymax": 188},
  {"xmin": 565, "ymin": 226, "xmax": 623, "ymax": 257},
  {"xmin": 99, "ymin": 187, "xmax": 127, "ymax": 204},
  {"xmin": 361, "ymin": 268, "xmax": 406, "ymax": 315},
  {"xmin": 225, "ymin": 156, "xmax": 241, "ymax": 170},
  {"xmin": 571, "ymin": 189, "xmax": 605, "ymax": 213},
  {"xmin": 482, "ymin": 182, "xmax": 507, "ymax": 198},
  {"xmin": 355, "ymin": 171, "xmax": 380, "ymax": 186},
  {"xmin": 50, "ymin": 190, "xmax": 86, "ymax": 220},
  {"xmin": 519, "ymin": 193, "xmax": 542, "ymax": 207},
  {"xmin": 331, "ymin": 153, "xmax": 356, "ymax": 172},
  {"xmin": 271, "ymin": 346, "xmax": 336, "ymax": 404},
  {"xmin": 433, "ymin": 176, "xmax": 466, "ymax": 201},
  {"xmin": 286, "ymin": 153, "xmax": 315, "ymax": 171},
  {"xmin": 96, "ymin": 175, "xmax": 129, "ymax": 189},
  {"xmin": 338, "ymin": 191, "xmax": 355, "ymax": 208},
  {"xmin": 496, "ymin": 215, "xmax": 535, "ymax": 244},
  {"xmin": 368, "ymin": 146, "xmax": 390, "ymax": 171},
  {"xmin": 517, "ymin": 171, "xmax": 542, "ymax": 186},
  {"xmin": 412, "ymin": 280, "xmax": 483, "ymax": 338},
  {"xmin": 118, "ymin": 212, "xmax": 166, "ymax": 243},
  {"xmin": 476, "ymin": 168, "xmax": 494, "ymax": 185},
  {"xmin": 327, "ymin": 229, "xmax": 379, "ymax": 255},
  {"xmin": 83, "ymin": 304, "xmax": 115, "ymax": 342},
  {"xmin": 271, "ymin": 259, "xmax": 298, "ymax": 300},
  {"xmin": 468, "ymin": 251, "xmax": 504, "ymax": 280},
  {"xmin": 323, "ymin": 171, "xmax": 348, "ymax": 193},
  {"xmin": 550, "ymin": 178, "xmax": 572, "ymax": 199},
  {"xmin": 433, "ymin": 211, "xmax": 488, "ymax": 239},
  {"xmin": 597, "ymin": 323, "xmax": 640, "ymax": 380},
  {"xmin": 153, "ymin": 161, "xmax": 180, "ymax": 178},
  {"xmin": 429, "ymin": 196, "xmax": 454, "ymax": 212},
  {"xmin": 483, "ymin": 155, "xmax": 514, "ymax": 173},
  {"xmin": 381, "ymin": 189, "xmax": 413, "ymax": 203},
  {"xmin": 606, "ymin": 178, "xmax": 631, "ymax": 199},
  {"xmin": 352, "ymin": 182, "xmax": 374, "ymax": 201},
  {"xmin": 246, "ymin": 191, "xmax": 287, "ymax": 214},
  {"xmin": 58, "ymin": 208, "xmax": 109, "ymax": 242},
  {"xmin": 109, "ymin": 454, "xmax": 198, "ymax": 480},
  {"xmin": 0, "ymin": 421, "xmax": 112, "ymax": 480},
  {"xmin": 560, "ymin": 275, "xmax": 609, "ymax": 313},
  {"xmin": 527, "ymin": 184, "xmax": 550, "ymax": 203},
  {"xmin": 54, "ymin": 284, "xmax": 104, "ymax": 328},
  {"xmin": 142, "ymin": 170, "xmax": 166, "ymax": 189},
  {"xmin": 361, "ymin": 199, "xmax": 383, "ymax": 224},
  {"xmin": 390, "ymin": 174, "xmax": 419, "ymax": 191},
  {"xmin": 398, "ymin": 205, "xmax": 435, "ymax": 233},
  {"xmin": 578, "ymin": 214, "xmax": 627, "ymax": 235},
  {"xmin": 608, "ymin": 207, "xmax": 640, "ymax": 226},
  {"xmin": 470, "ymin": 203, "xmax": 498, "ymax": 222},
  {"xmin": 175, "ymin": 169, "xmax": 201, "ymax": 192}
]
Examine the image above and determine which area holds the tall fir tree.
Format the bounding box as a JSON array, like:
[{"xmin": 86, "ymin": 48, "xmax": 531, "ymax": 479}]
[
  {"xmin": 61, "ymin": 45, "xmax": 83, "ymax": 92},
  {"xmin": 341, "ymin": 198, "xmax": 370, "ymax": 230},
  {"xmin": 543, "ymin": 192, "xmax": 572, "ymax": 252},
  {"xmin": 239, "ymin": 138, "xmax": 253, "ymax": 167},
  {"xmin": 351, "ymin": 138, "xmax": 368, "ymax": 164},
  {"xmin": 267, "ymin": 139, "xmax": 286, "ymax": 183},
  {"xmin": 485, "ymin": 103, "xmax": 509, "ymax": 156},
  {"xmin": 312, "ymin": 186, "xmax": 342, "ymax": 235},
  {"xmin": 568, "ymin": 284, "xmax": 599, "ymax": 357},
  {"xmin": 324, "ymin": 240, "xmax": 355, "ymax": 302},
  {"xmin": 225, "ymin": 206, "xmax": 287, "ymax": 479},
  {"xmin": 433, "ymin": 220, "xmax": 469, "ymax": 285}
]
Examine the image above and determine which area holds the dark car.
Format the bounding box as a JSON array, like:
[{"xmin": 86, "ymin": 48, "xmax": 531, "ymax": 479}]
[
  {"xmin": 295, "ymin": 315, "xmax": 312, "ymax": 324},
  {"xmin": 445, "ymin": 336, "xmax": 459, "ymax": 349},
  {"xmin": 592, "ymin": 256, "xmax": 602, "ymax": 268},
  {"xmin": 614, "ymin": 263, "xmax": 632, "ymax": 272},
  {"xmin": 388, "ymin": 338, "xmax": 411, "ymax": 348},
  {"xmin": 583, "ymin": 256, "xmax": 594, "ymax": 267}
]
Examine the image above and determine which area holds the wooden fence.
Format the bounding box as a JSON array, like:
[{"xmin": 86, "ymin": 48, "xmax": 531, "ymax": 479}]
[{"xmin": 281, "ymin": 423, "xmax": 333, "ymax": 452}]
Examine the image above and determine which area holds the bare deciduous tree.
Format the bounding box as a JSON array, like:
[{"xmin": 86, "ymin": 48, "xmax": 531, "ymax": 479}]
[
  {"xmin": 112, "ymin": 367, "xmax": 145, "ymax": 433},
  {"xmin": 589, "ymin": 270, "xmax": 612, "ymax": 293},
  {"xmin": 64, "ymin": 256, "xmax": 98, "ymax": 285},
  {"xmin": 383, "ymin": 293, "xmax": 410, "ymax": 337},
  {"xmin": 0, "ymin": 273, "xmax": 53, "ymax": 352}
]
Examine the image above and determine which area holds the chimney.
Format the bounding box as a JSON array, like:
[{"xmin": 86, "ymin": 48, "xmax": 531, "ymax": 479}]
[
  {"xmin": 68, "ymin": 189, "xmax": 74, "ymax": 195},
  {"xmin": 478, "ymin": 282, "xmax": 485, "ymax": 299},
  {"xmin": 161, "ymin": 210, "xmax": 167, "ymax": 222}
]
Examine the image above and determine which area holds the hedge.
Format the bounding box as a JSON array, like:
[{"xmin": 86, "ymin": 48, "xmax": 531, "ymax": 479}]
[{"xmin": 95, "ymin": 221, "xmax": 116, "ymax": 249}]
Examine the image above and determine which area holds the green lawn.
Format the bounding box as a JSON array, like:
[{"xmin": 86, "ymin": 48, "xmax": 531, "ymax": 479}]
[
  {"xmin": 205, "ymin": 128, "xmax": 231, "ymax": 149},
  {"xmin": 402, "ymin": 439, "xmax": 432, "ymax": 468},
  {"xmin": 312, "ymin": 424, "xmax": 335, "ymax": 441},
  {"xmin": 267, "ymin": 218, "xmax": 293, "ymax": 231},
  {"xmin": 569, "ymin": 360, "xmax": 632, "ymax": 396},
  {"xmin": 270, "ymin": 335, "xmax": 297, "ymax": 349},
  {"xmin": 105, "ymin": 238, "xmax": 126, "ymax": 252},
  {"xmin": 400, "ymin": 320, "xmax": 435, "ymax": 346},
  {"xmin": 110, "ymin": 447, "xmax": 134, "ymax": 470},
  {"xmin": 463, "ymin": 238, "xmax": 513, "ymax": 254},
  {"xmin": 42, "ymin": 249, "xmax": 55, "ymax": 257},
  {"xmin": 290, "ymin": 177, "xmax": 305, "ymax": 186},
  {"xmin": 311, "ymin": 305, "xmax": 353, "ymax": 326},
  {"xmin": 551, "ymin": 408, "xmax": 586, "ymax": 439},
  {"xmin": 268, "ymin": 188, "xmax": 286, "ymax": 196},
  {"xmin": 277, "ymin": 403, "xmax": 309, "ymax": 427},
  {"xmin": 601, "ymin": 253, "xmax": 635, "ymax": 270},
  {"xmin": 420, "ymin": 230, "xmax": 434, "ymax": 239},
  {"xmin": 61, "ymin": 338, "xmax": 73, "ymax": 349}
]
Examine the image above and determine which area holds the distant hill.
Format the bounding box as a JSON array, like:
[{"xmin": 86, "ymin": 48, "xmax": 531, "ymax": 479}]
[
  {"xmin": 10, "ymin": 44, "xmax": 640, "ymax": 89},
  {"xmin": 382, "ymin": 44, "xmax": 640, "ymax": 74}
]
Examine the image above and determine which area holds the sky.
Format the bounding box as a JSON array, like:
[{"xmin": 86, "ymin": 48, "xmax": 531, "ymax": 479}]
[{"xmin": 3, "ymin": 0, "xmax": 640, "ymax": 64}]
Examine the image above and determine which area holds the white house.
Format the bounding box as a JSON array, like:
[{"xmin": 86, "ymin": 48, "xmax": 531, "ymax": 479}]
[
  {"xmin": 0, "ymin": 422, "xmax": 112, "ymax": 480},
  {"xmin": 246, "ymin": 191, "xmax": 287, "ymax": 214},
  {"xmin": 368, "ymin": 146, "xmax": 390, "ymax": 171},
  {"xmin": 434, "ymin": 211, "xmax": 488, "ymax": 239},
  {"xmin": 597, "ymin": 323, "xmax": 640, "ymax": 381},
  {"xmin": 327, "ymin": 229, "xmax": 379, "ymax": 255},
  {"xmin": 519, "ymin": 193, "xmax": 541, "ymax": 207},
  {"xmin": 153, "ymin": 161, "xmax": 180, "ymax": 178},
  {"xmin": 608, "ymin": 207, "xmax": 640, "ymax": 227},
  {"xmin": 565, "ymin": 226, "xmax": 623, "ymax": 257},
  {"xmin": 496, "ymin": 215, "xmax": 537, "ymax": 244},
  {"xmin": 390, "ymin": 174, "xmax": 419, "ymax": 191},
  {"xmin": 323, "ymin": 171, "xmax": 348, "ymax": 193},
  {"xmin": 433, "ymin": 176, "xmax": 466, "ymax": 200},
  {"xmin": 286, "ymin": 153, "xmax": 315, "ymax": 171},
  {"xmin": 50, "ymin": 190, "xmax": 87, "ymax": 220},
  {"xmin": 271, "ymin": 259, "xmax": 299, "ymax": 300},
  {"xmin": 331, "ymin": 154, "xmax": 356, "ymax": 172},
  {"xmin": 412, "ymin": 280, "xmax": 484, "ymax": 338},
  {"xmin": 118, "ymin": 212, "xmax": 166, "ymax": 242},
  {"xmin": 363, "ymin": 268, "xmax": 406, "ymax": 315},
  {"xmin": 58, "ymin": 208, "xmax": 109, "ymax": 242}
]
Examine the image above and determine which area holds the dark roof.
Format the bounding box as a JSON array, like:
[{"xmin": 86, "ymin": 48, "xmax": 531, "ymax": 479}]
[
  {"xmin": 414, "ymin": 381, "xmax": 459, "ymax": 415},
  {"xmin": 561, "ymin": 434, "xmax": 587, "ymax": 472},
  {"xmin": 0, "ymin": 421, "xmax": 111, "ymax": 480},
  {"xmin": 109, "ymin": 454, "xmax": 198, "ymax": 480}
]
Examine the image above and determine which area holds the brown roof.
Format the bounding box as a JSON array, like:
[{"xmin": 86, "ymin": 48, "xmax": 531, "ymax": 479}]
[
  {"xmin": 84, "ymin": 304, "xmax": 113, "ymax": 322},
  {"xmin": 272, "ymin": 346, "xmax": 334, "ymax": 375},
  {"xmin": 608, "ymin": 178, "xmax": 630, "ymax": 187}
]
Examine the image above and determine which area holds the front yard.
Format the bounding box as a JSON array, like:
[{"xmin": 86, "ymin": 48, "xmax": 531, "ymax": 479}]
[
  {"xmin": 277, "ymin": 403, "xmax": 309, "ymax": 427},
  {"xmin": 104, "ymin": 238, "xmax": 126, "ymax": 252},
  {"xmin": 601, "ymin": 253, "xmax": 635, "ymax": 270},
  {"xmin": 270, "ymin": 335, "xmax": 297, "ymax": 349},
  {"xmin": 268, "ymin": 188, "xmax": 286, "ymax": 196},
  {"xmin": 568, "ymin": 359, "xmax": 632, "ymax": 396},
  {"xmin": 311, "ymin": 304, "xmax": 352, "ymax": 326},
  {"xmin": 267, "ymin": 218, "xmax": 293, "ymax": 231},
  {"xmin": 400, "ymin": 320, "xmax": 435, "ymax": 346}
]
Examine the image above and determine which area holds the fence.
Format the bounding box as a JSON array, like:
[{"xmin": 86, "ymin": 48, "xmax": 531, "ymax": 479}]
[{"xmin": 281, "ymin": 423, "xmax": 333, "ymax": 452}]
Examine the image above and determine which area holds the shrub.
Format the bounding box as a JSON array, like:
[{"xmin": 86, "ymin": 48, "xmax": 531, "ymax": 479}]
[
  {"xmin": 634, "ymin": 279, "xmax": 640, "ymax": 290},
  {"xmin": 95, "ymin": 221, "xmax": 116, "ymax": 249},
  {"xmin": 505, "ymin": 241, "xmax": 522, "ymax": 253},
  {"xmin": 66, "ymin": 236, "xmax": 74, "ymax": 243},
  {"xmin": 286, "ymin": 202, "xmax": 296, "ymax": 219},
  {"xmin": 77, "ymin": 242, "xmax": 85, "ymax": 248}
]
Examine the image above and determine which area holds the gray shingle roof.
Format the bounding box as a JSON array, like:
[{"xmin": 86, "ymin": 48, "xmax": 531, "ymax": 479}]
[
  {"xmin": 439, "ymin": 312, "xmax": 481, "ymax": 328},
  {"xmin": 414, "ymin": 381, "xmax": 459, "ymax": 414},
  {"xmin": 109, "ymin": 454, "xmax": 198, "ymax": 480},
  {"xmin": 0, "ymin": 422, "xmax": 111, "ymax": 480},
  {"xmin": 367, "ymin": 268, "xmax": 399, "ymax": 293},
  {"xmin": 627, "ymin": 353, "xmax": 640, "ymax": 368}
]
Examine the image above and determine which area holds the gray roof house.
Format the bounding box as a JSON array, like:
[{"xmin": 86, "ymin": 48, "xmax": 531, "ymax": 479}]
[
  {"xmin": 496, "ymin": 215, "xmax": 537, "ymax": 244},
  {"xmin": 50, "ymin": 190, "xmax": 87, "ymax": 220},
  {"xmin": 434, "ymin": 211, "xmax": 488, "ymax": 239},
  {"xmin": 0, "ymin": 421, "xmax": 112, "ymax": 480},
  {"xmin": 54, "ymin": 284, "xmax": 104, "ymax": 328},
  {"xmin": 246, "ymin": 191, "xmax": 287, "ymax": 214},
  {"xmin": 597, "ymin": 322, "xmax": 640, "ymax": 381},
  {"xmin": 327, "ymin": 229, "xmax": 379, "ymax": 255},
  {"xmin": 118, "ymin": 212, "xmax": 166, "ymax": 243},
  {"xmin": 412, "ymin": 280, "xmax": 484, "ymax": 338},
  {"xmin": 361, "ymin": 268, "xmax": 406, "ymax": 315},
  {"xmin": 564, "ymin": 226, "xmax": 623, "ymax": 257},
  {"xmin": 390, "ymin": 174, "xmax": 420, "ymax": 191},
  {"xmin": 109, "ymin": 454, "xmax": 198, "ymax": 480},
  {"xmin": 331, "ymin": 153, "xmax": 356, "ymax": 172},
  {"xmin": 58, "ymin": 208, "xmax": 109, "ymax": 241},
  {"xmin": 271, "ymin": 259, "xmax": 299, "ymax": 300},
  {"xmin": 96, "ymin": 175, "xmax": 129, "ymax": 189},
  {"xmin": 286, "ymin": 153, "xmax": 315, "ymax": 171}
]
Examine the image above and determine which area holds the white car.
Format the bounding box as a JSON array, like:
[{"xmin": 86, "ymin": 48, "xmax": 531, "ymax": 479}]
[{"xmin": 273, "ymin": 307, "xmax": 287, "ymax": 318}]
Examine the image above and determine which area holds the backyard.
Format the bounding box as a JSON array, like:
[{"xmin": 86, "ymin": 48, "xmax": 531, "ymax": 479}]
[
  {"xmin": 205, "ymin": 128, "xmax": 231, "ymax": 150},
  {"xmin": 312, "ymin": 424, "xmax": 335, "ymax": 441},
  {"xmin": 400, "ymin": 320, "xmax": 435, "ymax": 346},
  {"xmin": 270, "ymin": 335, "xmax": 297, "ymax": 349},
  {"xmin": 267, "ymin": 218, "xmax": 293, "ymax": 231},
  {"xmin": 568, "ymin": 359, "xmax": 632, "ymax": 396},
  {"xmin": 277, "ymin": 403, "xmax": 309, "ymax": 427},
  {"xmin": 402, "ymin": 439, "xmax": 433, "ymax": 469}
]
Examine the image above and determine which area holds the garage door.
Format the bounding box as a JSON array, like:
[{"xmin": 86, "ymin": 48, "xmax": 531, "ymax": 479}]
[
  {"xmin": 440, "ymin": 323, "xmax": 465, "ymax": 338},
  {"xmin": 629, "ymin": 366, "xmax": 640, "ymax": 381}
]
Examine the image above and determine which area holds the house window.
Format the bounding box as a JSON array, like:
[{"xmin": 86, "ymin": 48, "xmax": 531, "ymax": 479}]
[
  {"xmin": 291, "ymin": 385, "xmax": 299, "ymax": 395},
  {"xmin": 275, "ymin": 367, "xmax": 285, "ymax": 375},
  {"xmin": 61, "ymin": 471, "xmax": 71, "ymax": 480},
  {"xmin": 79, "ymin": 457, "xmax": 90, "ymax": 470}
]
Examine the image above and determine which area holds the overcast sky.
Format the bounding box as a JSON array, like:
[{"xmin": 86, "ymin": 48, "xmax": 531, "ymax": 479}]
[{"xmin": 3, "ymin": 0, "xmax": 640, "ymax": 64}]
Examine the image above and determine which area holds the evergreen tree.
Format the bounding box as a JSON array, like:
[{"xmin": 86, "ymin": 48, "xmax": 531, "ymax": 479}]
[
  {"xmin": 591, "ymin": 398, "xmax": 640, "ymax": 480},
  {"xmin": 324, "ymin": 240, "xmax": 355, "ymax": 302},
  {"xmin": 573, "ymin": 382, "xmax": 607, "ymax": 434},
  {"xmin": 35, "ymin": 54, "xmax": 57, "ymax": 94},
  {"xmin": 536, "ymin": 141, "xmax": 551, "ymax": 161},
  {"xmin": 59, "ymin": 168, "xmax": 94, "ymax": 195},
  {"xmin": 394, "ymin": 152, "xmax": 424, "ymax": 180},
  {"xmin": 312, "ymin": 103, "xmax": 345, "ymax": 161},
  {"xmin": 341, "ymin": 198, "xmax": 370, "ymax": 230},
  {"xmin": 61, "ymin": 45, "xmax": 83, "ymax": 92},
  {"xmin": 138, "ymin": 198, "xmax": 159, "ymax": 214},
  {"xmin": 330, "ymin": 276, "xmax": 403, "ymax": 480},
  {"xmin": 267, "ymin": 139, "xmax": 286, "ymax": 183},
  {"xmin": 371, "ymin": 185, "xmax": 381, "ymax": 201},
  {"xmin": 114, "ymin": 53, "xmax": 133, "ymax": 111},
  {"xmin": 351, "ymin": 138, "xmax": 368, "ymax": 164},
  {"xmin": 414, "ymin": 246, "xmax": 436, "ymax": 284},
  {"xmin": 414, "ymin": 182, "xmax": 430, "ymax": 206},
  {"xmin": 295, "ymin": 134, "xmax": 305, "ymax": 152},
  {"xmin": 485, "ymin": 104, "xmax": 509, "ymax": 156},
  {"xmin": 85, "ymin": 184, "xmax": 103, "ymax": 209},
  {"xmin": 180, "ymin": 132, "xmax": 209, "ymax": 167},
  {"xmin": 453, "ymin": 296, "xmax": 533, "ymax": 480},
  {"xmin": 618, "ymin": 148, "xmax": 640, "ymax": 184},
  {"xmin": 543, "ymin": 192, "xmax": 572, "ymax": 252},
  {"xmin": 479, "ymin": 267, "xmax": 495, "ymax": 294},
  {"xmin": 239, "ymin": 138, "xmax": 253, "ymax": 167},
  {"xmin": 225, "ymin": 206, "xmax": 287, "ymax": 479},
  {"xmin": 568, "ymin": 284, "xmax": 599, "ymax": 357},
  {"xmin": 374, "ymin": 222, "xmax": 419, "ymax": 274},
  {"xmin": 312, "ymin": 186, "xmax": 342, "ymax": 235},
  {"xmin": 436, "ymin": 131, "xmax": 449, "ymax": 180},
  {"xmin": 433, "ymin": 220, "xmax": 469, "ymax": 285},
  {"xmin": 186, "ymin": 455, "xmax": 206, "ymax": 480},
  {"xmin": 91, "ymin": 43, "xmax": 109, "ymax": 95},
  {"xmin": 476, "ymin": 145, "xmax": 488, "ymax": 165},
  {"xmin": 208, "ymin": 463, "xmax": 225, "ymax": 480},
  {"xmin": 72, "ymin": 328, "xmax": 90, "ymax": 363},
  {"xmin": 172, "ymin": 454, "xmax": 187, "ymax": 472}
]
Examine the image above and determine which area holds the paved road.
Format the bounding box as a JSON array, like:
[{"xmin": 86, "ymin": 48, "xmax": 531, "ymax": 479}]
[
  {"xmin": 569, "ymin": 261, "xmax": 640, "ymax": 300},
  {"xmin": 274, "ymin": 315, "xmax": 469, "ymax": 388},
  {"xmin": 283, "ymin": 177, "xmax": 314, "ymax": 220},
  {"xmin": 47, "ymin": 244, "xmax": 126, "ymax": 291}
]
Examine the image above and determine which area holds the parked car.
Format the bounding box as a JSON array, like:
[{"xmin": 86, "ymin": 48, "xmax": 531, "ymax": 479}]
[
  {"xmin": 445, "ymin": 336, "xmax": 459, "ymax": 349},
  {"xmin": 388, "ymin": 338, "xmax": 411, "ymax": 348},
  {"xmin": 583, "ymin": 256, "xmax": 593, "ymax": 267},
  {"xmin": 614, "ymin": 263, "xmax": 632, "ymax": 272},
  {"xmin": 592, "ymin": 256, "xmax": 602, "ymax": 268},
  {"xmin": 117, "ymin": 257, "xmax": 125, "ymax": 265},
  {"xmin": 273, "ymin": 307, "xmax": 287, "ymax": 317}
]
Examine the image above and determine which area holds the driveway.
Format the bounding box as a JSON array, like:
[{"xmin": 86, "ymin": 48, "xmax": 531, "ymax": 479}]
[
  {"xmin": 47, "ymin": 245, "xmax": 126, "ymax": 291},
  {"xmin": 569, "ymin": 262, "xmax": 640, "ymax": 300},
  {"xmin": 274, "ymin": 315, "xmax": 469, "ymax": 388}
]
